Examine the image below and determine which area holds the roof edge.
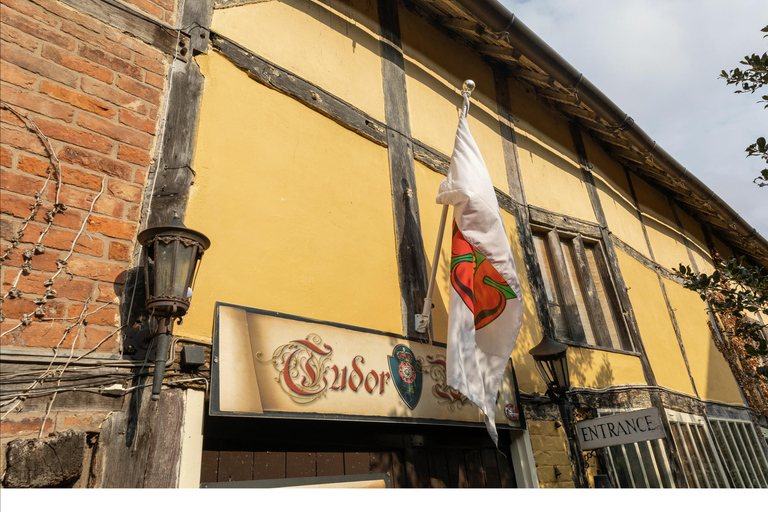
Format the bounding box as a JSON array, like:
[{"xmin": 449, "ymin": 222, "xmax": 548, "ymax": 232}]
[{"xmin": 453, "ymin": 0, "xmax": 768, "ymax": 261}]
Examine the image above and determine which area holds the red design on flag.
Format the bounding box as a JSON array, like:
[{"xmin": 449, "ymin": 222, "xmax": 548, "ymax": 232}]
[{"xmin": 450, "ymin": 222, "xmax": 517, "ymax": 330}]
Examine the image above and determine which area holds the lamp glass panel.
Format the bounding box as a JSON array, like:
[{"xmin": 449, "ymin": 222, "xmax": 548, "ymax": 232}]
[
  {"xmin": 172, "ymin": 243, "xmax": 195, "ymax": 298},
  {"xmin": 155, "ymin": 240, "xmax": 175, "ymax": 297},
  {"xmin": 143, "ymin": 251, "xmax": 152, "ymax": 302},
  {"xmin": 535, "ymin": 360, "xmax": 554, "ymax": 388},
  {"xmin": 554, "ymin": 356, "xmax": 570, "ymax": 390}
]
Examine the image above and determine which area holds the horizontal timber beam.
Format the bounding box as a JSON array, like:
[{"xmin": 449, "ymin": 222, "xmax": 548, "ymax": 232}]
[
  {"xmin": 528, "ymin": 205, "xmax": 602, "ymax": 238},
  {"xmin": 59, "ymin": 0, "xmax": 188, "ymax": 58},
  {"xmin": 211, "ymin": 33, "xmax": 388, "ymax": 146},
  {"xmin": 412, "ymin": 140, "xmax": 450, "ymax": 176}
]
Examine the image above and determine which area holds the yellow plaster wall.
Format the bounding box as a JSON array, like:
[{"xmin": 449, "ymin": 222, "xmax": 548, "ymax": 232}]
[
  {"xmin": 528, "ymin": 420, "xmax": 576, "ymax": 488},
  {"xmin": 211, "ymin": 0, "xmax": 386, "ymax": 122},
  {"xmin": 617, "ymin": 250, "xmax": 695, "ymax": 395},
  {"xmin": 583, "ymin": 135, "xmax": 650, "ymax": 258},
  {"xmin": 509, "ymin": 83, "xmax": 597, "ymax": 224},
  {"xmin": 628, "ymin": 174, "xmax": 690, "ymax": 272},
  {"xmin": 676, "ymin": 208, "xmax": 715, "ymax": 274},
  {"xmin": 413, "ymin": 162, "xmax": 451, "ymax": 345},
  {"xmin": 176, "ymin": 51, "xmax": 402, "ymax": 341},
  {"xmin": 662, "ymin": 278, "xmax": 744, "ymax": 404},
  {"xmin": 566, "ymin": 346, "xmax": 646, "ymax": 390},
  {"xmin": 399, "ymin": 7, "xmax": 509, "ymax": 192}
]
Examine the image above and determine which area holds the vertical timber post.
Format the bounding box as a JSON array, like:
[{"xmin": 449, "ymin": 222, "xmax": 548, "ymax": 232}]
[
  {"xmin": 493, "ymin": 66, "xmax": 556, "ymax": 341},
  {"xmin": 570, "ymin": 123, "xmax": 688, "ymax": 488},
  {"xmin": 135, "ymin": 0, "xmax": 216, "ymax": 488},
  {"xmin": 378, "ymin": 0, "xmax": 429, "ymax": 339}
]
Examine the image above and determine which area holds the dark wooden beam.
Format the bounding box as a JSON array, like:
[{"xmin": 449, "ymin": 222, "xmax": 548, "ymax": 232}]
[
  {"xmin": 609, "ymin": 235, "xmax": 680, "ymax": 283},
  {"xmin": 547, "ymin": 229, "xmax": 587, "ymax": 344},
  {"xmin": 59, "ymin": 0, "xmax": 189, "ymax": 59},
  {"xmin": 475, "ymin": 43, "xmax": 517, "ymax": 61},
  {"xmin": 89, "ymin": 381, "xmax": 154, "ymax": 487},
  {"xmin": 569, "ymin": 123, "xmax": 657, "ymax": 383},
  {"xmin": 211, "ymin": 35, "xmax": 387, "ymax": 146},
  {"xmin": 508, "ymin": 66, "xmax": 551, "ymax": 85},
  {"xmin": 558, "ymin": 103, "xmax": 600, "ymax": 123},
  {"xmin": 572, "ymin": 123, "xmax": 690, "ymax": 488},
  {"xmin": 535, "ymin": 87, "xmax": 578, "ymax": 105},
  {"xmin": 624, "ymin": 169, "xmax": 700, "ymax": 399},
  {"xmin": 143, "ymin": 0, "xmax": 214, "ymax": 227},
  {"xmin": 493, "ymin": 66, "xmax": 556, "ymax": 339},
  {"xmin": 572, "ymin": 235, "xmax": 612, "ymax": 348},
  {"xmin": 378, "ymin": 0, "xmax": 429, "ymax": 339},
  {"xmin": 144, "ymin": 388, "xmax": 184, "ymax": 487},
  {"xmin": 413, "ymin": 139, "xmax": 450, "ymax": 176},
  {"xmin": 668, "ymin": 199, "xmax": 701, "ymax": 274},
  {"xmin": 439, "ymin": 17, "xmax": 483, "ymax": 35},
  {"xmin": 527, "ymin": 205, "xmax": 602, "ymax": 239}
]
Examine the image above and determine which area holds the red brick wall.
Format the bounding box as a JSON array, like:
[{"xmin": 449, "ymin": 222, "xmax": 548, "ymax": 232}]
[
  {"xmin": 0, "ymin": 0, "xmax": 172, "ymax": 356},
  {"xmin": 121, "ymin": 0, "xmax": 176, "ymax": 26}
]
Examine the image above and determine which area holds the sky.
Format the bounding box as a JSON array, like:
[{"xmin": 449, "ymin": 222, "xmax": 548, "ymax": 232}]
[{"xmin": 501, "ymin": 0, "xmax": 768, "ymax": 238}]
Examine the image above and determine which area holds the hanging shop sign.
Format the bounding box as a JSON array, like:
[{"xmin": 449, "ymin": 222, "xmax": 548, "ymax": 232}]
[
  {"xmin": 576, "ymin": 408, "xmax": 664, "ymax": 450},
  {"xmin": 210, "ymin": 303, "xmax": 524, "ymax": 429}
]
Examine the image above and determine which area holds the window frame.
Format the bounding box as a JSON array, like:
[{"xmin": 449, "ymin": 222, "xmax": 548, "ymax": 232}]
[
  {"xmin": 666, "ymin": 410, "xmax": 730, "ymax": 488},
  {"xmin": 597, "ymin": 407, "xmax": 676, "ymax": 488},
  {"xmin": 709, "ymin": 417, "xmax": 768, "ymax": 488},
  {"xmin": 531, "ymin": 225, "xmax": 635, "ymax": 353}
]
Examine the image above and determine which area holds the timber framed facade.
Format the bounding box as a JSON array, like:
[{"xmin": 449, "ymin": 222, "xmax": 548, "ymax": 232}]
[{"xmin": 1, "ymin": 0, "xmax": 767, "ymax": 489}]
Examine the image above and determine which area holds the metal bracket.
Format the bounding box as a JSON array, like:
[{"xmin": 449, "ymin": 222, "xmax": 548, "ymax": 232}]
[{"xmin": 188, "ymin": 26, "xmax": 210, "ymax": 55}]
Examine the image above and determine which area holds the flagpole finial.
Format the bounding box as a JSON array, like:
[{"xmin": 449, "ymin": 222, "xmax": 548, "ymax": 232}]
[{"xmin": 462, "ymin": 80, "xmax": 475, "ymax": 96}]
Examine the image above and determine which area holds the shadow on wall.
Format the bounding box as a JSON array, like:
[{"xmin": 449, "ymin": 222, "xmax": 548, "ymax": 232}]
[
  {"xmin": 514, "ymin": 336, "xmax": 619, "ymax": 395},
  {"xmin": 118, "ymin": 266, "xmax": 159, "ymax": 363}
]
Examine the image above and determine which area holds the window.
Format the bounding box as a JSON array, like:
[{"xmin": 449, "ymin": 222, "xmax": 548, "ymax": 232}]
[
  {"xmin": 532, "ymin": 228, "xmax": 632, "ymax": 351},
  {"xmin": 597, "ymin": 409, "xmax": 676, "ymax": 488},
  {"xmin": 666, "ymin": 411, "xmax": 729, "ymax": 488},
  {"xmin": 710, "ymin": 418, "xmax": 768, "ymax": 488}
]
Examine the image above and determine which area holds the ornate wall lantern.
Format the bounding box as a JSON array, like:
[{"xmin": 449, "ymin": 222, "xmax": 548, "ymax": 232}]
[
  {"xmin": 529, "ymin": 335, "xmax": 589, "ymax": 487},
  {"xmin": 529, "ymin": 335, "xmax": 570, "ymax": 402},
  {"xmin": 137, "ymin": 215, "xmax": 210, "ymax": 400}
]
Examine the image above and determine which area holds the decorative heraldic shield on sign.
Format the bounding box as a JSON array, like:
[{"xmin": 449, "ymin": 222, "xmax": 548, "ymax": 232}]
[
  {"xmin": 388, "ymin": 345, "xmax": 422, "ymax": 410},
  {"xmin": 210, "ymin": 303, "xmax": 524, "ymax": 428}
]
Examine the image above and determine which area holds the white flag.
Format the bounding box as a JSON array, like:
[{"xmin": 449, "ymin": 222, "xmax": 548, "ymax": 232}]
[{"xmin": 436, "ymin": 94, "xmax": 523, "ymax": 444}]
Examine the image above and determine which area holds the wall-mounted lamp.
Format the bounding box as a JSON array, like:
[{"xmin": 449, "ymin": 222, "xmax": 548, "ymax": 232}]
[
  {"xmin": 529, "ymin": 335, "xmax": 570, "ymax": 402},
  {"xmin": 530, "ymin": 335, "xmax": 589, "ymax": 487},
  {"xmin": 138, "ymin": 215, "xmax": 210, "ymax": 400}
]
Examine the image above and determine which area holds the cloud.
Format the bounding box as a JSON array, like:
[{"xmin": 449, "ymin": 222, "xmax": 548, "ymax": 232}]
[{"xmin": 501, "ymin": 0, "xmax": 768, "ymax": 238}]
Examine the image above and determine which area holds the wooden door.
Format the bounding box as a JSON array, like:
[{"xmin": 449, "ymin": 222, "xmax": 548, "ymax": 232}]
[{"xmin": 200, "ymin": 416, "xmax": 517, "ymax": 488}]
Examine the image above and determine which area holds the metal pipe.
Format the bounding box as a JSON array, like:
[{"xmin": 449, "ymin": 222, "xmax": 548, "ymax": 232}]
[
  {"xmin": 151, "ymin": 333, "xmax": 171, "ymax": 400},
  {"xmin": 454, "ymin": 0, "xmax": 768, "ymax": 257},
  {"xmin": 416, "ymin": 204, "xmax": 449, "ymax": 333},
  {"xmin": 558, "ymin": 398, "xmax": 590, "ymax": 487}
]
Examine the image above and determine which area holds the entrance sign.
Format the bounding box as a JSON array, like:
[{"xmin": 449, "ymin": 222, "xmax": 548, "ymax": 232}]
[
  {"xmin": 576, "ymin": 408, "xmax": 664, "ymax": 450},
  {"xmin": 211, "ymin": 303, "xmax": 524, "ymax": 429}
]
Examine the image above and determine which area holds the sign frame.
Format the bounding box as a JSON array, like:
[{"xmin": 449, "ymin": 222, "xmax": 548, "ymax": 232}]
[
  {"xmin": 576, "ymin": 407, "xmax": 665, "ymax": 450},
  {"xmin": 209, "ymin": 302, "xmax": 526, "ymax": 430}
]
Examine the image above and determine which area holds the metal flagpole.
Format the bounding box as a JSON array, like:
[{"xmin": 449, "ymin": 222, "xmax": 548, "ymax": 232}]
[{"xmin": 415, "ymin": 79, "xmax": 475, "ymax": 334}]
